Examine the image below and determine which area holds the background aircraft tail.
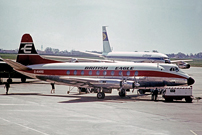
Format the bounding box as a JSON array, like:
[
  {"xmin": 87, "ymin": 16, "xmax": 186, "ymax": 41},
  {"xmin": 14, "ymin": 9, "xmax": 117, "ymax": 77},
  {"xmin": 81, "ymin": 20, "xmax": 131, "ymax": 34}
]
[
  {"xmin": 102, "ymin": 26, "xmax": 112, "ymax": 55},
  {"xmin": 16, "ymin": 34, "xmax": 61, "ymax": 65}
]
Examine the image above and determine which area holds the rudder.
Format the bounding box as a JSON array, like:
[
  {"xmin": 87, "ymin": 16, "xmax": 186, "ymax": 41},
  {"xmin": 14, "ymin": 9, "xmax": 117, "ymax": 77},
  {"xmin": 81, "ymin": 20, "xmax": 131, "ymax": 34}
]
[{"xmin": 102, "ymin": 26, "xmax": 112, "ymax": 55}]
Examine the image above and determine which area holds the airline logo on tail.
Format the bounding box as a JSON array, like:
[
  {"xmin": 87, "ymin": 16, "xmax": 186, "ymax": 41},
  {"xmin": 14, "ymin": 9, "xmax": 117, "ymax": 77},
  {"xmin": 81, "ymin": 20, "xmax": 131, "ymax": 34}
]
[
  {"xmin": 102, "ymin": 26, "xmax": 112, "ymax": 54},
  {"xmin": 103, "ymin": 32, "xmax": 108, "ymax": 41},
  {"xmin": 20, "ymin": 44, "xmax": 33, "ymax": 54}
]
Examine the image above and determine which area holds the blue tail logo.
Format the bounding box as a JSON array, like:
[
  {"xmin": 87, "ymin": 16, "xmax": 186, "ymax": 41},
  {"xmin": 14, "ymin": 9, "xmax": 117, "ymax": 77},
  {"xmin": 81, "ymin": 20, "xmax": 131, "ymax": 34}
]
[{"xmin": 103, "ymin": 32, "xmax": 108, "ymax": 41}]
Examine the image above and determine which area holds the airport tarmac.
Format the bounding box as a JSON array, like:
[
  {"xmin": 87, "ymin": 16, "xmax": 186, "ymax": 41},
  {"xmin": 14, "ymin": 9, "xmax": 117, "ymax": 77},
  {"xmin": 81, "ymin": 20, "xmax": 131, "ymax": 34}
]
[{"xmin": 0, "ymin": 67, "xmax": 202, "ymax": 135}]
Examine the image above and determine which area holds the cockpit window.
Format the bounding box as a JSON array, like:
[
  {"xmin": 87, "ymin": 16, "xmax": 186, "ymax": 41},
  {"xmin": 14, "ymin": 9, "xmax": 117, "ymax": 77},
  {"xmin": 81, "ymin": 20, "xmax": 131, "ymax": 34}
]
[
  {"xmin": 164, "ymin": 57, "xmax": 171, "ymax": 63},
  {"xmin": 170, "ymin": 67, "xmax": 179, "ymax": 72},
  {"xmin": 175, "ymin": 67, "xmax": 179, "ymax": 72}
]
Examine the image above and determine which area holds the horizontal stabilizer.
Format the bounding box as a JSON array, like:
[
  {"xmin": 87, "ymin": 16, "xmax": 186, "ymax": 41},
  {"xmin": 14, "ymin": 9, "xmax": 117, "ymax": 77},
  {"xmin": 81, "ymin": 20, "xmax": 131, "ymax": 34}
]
[
  {"xmin": 79, "ymin": 51, "xmax": 103, "ymax": 57},
  {"xmin": 171, "ymin": 59, "xmax": 193, "ymax": 63},
  {"xmin": 3, "ymin": 59, "xmax": 32, "ymax": 71},
  {"xmin": 43, "ymin": 55, "xmax": 113, "ymax": 63}
]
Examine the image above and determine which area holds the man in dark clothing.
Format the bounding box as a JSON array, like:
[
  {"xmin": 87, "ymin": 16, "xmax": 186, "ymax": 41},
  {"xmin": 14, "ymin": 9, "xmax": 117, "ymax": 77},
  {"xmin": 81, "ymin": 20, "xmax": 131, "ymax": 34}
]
[
  {"xmin": 4, "ymin": 82, "xmax": 10, "ymax": 95},
  {"xmin": 153, "ymin": 88, "xmax": 158, "ymax": 101},
  {"xmin": 51, "ymin": 83, "xmax": 55, "ymax": 93}
]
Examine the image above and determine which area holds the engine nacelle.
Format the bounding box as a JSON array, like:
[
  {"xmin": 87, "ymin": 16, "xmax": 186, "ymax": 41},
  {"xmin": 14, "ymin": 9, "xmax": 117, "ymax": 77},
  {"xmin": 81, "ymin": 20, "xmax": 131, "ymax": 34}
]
[
  {"xmin": 91, "ymin": 79, "xmax": 140, "ymax": 89},
  {"xmin": 120, "ymin": 80, "xmax": 135, "ymax": 89},
  {"xmin": 91, "ymin": 79, "xmax": 137, "ymax": 90},
  {"xmin": 177, "ymin": 62, "xmax": 190, "ymax": 69}
]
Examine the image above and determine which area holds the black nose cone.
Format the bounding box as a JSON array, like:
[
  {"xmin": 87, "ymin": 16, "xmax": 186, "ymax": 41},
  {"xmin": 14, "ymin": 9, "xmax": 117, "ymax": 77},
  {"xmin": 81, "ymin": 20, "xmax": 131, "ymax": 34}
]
[{"xmin": 187, "ymin": 77, "xmax": 195, "ymax": 85}]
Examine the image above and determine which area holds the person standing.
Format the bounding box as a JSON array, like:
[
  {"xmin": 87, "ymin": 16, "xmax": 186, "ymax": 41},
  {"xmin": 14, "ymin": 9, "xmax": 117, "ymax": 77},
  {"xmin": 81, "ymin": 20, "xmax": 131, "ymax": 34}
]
[
  {"xmin": 153, "ymin": 88, "xmax": 158, "ymax": 101},
  {"xmin": 4, "ymin": 82, "xmax": 10, "ymax": 95},
  {"xmin": 51, "ymin": 83, "xmax": 55, "ymax": 93}
]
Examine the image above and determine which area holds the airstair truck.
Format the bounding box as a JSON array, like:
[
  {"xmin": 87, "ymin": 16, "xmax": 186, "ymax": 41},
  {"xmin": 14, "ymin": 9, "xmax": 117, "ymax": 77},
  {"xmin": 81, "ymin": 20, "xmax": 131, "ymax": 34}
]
[{"xmin": 162, "ymin": 86, "xmax": 193, "ymax": 102}]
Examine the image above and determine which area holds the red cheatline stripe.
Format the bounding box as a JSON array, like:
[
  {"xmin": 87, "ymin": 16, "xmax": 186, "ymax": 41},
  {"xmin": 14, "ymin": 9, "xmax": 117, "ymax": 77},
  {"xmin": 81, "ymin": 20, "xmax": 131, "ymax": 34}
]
[{"xmin": 23, "ymin": 69, "xmax": 187, "ymax": 79}]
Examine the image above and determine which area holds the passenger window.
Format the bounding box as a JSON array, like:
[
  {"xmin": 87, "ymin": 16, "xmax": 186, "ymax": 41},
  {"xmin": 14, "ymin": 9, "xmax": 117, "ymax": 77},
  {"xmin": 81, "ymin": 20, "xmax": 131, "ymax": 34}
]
[
  {"xmin": 119, "ymin": 71, "xmax": 122, "ymax": 76},
  {"xmin": 111, "ymin": 71, "xmax": 114, "ymax": 76},
  {"xmin": 89, "ymin": 71, "xmax": 92, "ymax": 75},
  {"xmin": 81, "ymin": 70, "xmax": 84, "ymax": 75},
  {"xmin": 135, "ymin": 71, "xmax": 138, "ymax": 76},
  {"xmin": 67, "ymin": 70, "xmax": 70, "ymax": 75},
  {"xmin": 74, "ymin": 70, "xmax": 77, "ymax": 75},
  {"xmin": 96, "ymin": 71, "xmax": 100, "ymax": 75},
  {"xmin": 126, "ymin": 71, "xmax": 130, "ymax": 76},
  {"xmin": 103, "ymin": 71, "xmax": 107, "ymax": 76}
]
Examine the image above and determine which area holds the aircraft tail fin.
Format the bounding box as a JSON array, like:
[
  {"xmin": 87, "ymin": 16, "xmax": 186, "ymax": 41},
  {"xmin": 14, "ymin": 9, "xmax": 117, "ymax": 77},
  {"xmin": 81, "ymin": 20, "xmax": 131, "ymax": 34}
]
[
  {"xmin": 102, "ymin": 26, "xmax": 112, "ymax": 55},
  {"xmin": 16, "ymin": 34, "xmax": 62, "ymax": 65}
]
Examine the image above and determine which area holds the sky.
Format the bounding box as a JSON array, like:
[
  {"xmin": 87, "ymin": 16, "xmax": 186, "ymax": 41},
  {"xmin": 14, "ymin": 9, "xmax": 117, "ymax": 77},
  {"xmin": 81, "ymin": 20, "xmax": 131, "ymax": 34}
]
[{"xmin": 0, "ymin": 0, "xmax": 202, "ymax": 54}]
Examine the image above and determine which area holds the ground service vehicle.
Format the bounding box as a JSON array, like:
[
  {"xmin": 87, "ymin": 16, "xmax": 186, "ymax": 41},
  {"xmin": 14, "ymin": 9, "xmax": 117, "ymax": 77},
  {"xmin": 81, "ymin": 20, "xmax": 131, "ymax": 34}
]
[{"xmin": 162, "ymin": 86, "xmax": 193, "ymax": 102}]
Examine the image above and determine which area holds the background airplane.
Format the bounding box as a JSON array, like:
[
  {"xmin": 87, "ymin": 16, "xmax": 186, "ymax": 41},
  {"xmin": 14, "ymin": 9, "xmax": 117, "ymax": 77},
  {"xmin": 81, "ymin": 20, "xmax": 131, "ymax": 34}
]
[
  {"xmin": 81, "ymin": 26, "xmax": 191, "ymax": 69},
  {"xmin": 4, "ymin": 34, "xmax": 194, "ymax": 99},
  {"xmin": 0, "ymin": 58, "xmax": 30, "ymax": 83}
]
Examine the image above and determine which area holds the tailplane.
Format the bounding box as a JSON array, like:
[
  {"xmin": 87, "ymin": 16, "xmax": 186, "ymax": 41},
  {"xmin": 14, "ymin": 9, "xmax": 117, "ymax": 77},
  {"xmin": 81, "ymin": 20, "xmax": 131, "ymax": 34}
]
[
  {"xmin": 102, "ymin": 26, "xmax": 112, "ymax": 55},
  {"xmin": 17, "ymin": 34, "xmax": 62, "ymax": 65}
]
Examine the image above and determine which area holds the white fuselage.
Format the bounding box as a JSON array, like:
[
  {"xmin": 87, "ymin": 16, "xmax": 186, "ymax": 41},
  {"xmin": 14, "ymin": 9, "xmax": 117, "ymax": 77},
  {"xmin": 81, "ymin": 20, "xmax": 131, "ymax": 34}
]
[
  {"xmin": 16, "ymin": 62, "xmax": 192, "ymax": 89},
  {"xmin": 104, "ymin": 52, "xmax": 170, "ymax": 63}
]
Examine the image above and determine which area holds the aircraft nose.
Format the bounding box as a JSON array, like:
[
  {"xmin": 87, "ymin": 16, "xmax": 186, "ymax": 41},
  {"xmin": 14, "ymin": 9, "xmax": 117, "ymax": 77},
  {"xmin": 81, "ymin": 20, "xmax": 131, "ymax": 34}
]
[
  {"xmin": 187, "ymin": 77, "xmax": 195, "ymax": 85},
  {"xmin": 186, "ymin": 64, "xmax": 190, "ymax": 69}
]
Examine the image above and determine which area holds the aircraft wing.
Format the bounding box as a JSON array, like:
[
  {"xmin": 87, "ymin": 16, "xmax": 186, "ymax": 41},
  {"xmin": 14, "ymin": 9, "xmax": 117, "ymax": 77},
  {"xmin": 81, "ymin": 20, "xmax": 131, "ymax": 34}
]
[
  {"xmin": 42, "ymin": 55, "xmax": 113, "ymax": 63},
  {"xmin": 79, "ymin": 51, "xmax": 103, "ymax": 57},
  {"xmin": 3, "ymin": 59, "xmax": 32, "ymax": 71},
  {"xmin": 171, "ymin": 59, "xmax": 193, "ymax": 63},
  {"xmin": 36, "ymin": 75, "xmax": 125, "ymax": 89}
]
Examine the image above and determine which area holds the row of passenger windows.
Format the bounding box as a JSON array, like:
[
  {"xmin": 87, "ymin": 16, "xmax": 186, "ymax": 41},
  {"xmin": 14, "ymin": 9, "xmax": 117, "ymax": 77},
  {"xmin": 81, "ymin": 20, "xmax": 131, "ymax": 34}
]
[{"xmin": 67, "ymin": 70, "xmax": 139, "ymax": 76}]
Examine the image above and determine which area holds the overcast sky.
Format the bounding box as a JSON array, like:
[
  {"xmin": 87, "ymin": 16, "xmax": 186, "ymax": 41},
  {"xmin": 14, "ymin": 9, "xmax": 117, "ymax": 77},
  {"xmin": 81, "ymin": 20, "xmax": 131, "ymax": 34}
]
[{"xmin": 0, "ymin": 0, "xmax": 202, "ymax": 54}]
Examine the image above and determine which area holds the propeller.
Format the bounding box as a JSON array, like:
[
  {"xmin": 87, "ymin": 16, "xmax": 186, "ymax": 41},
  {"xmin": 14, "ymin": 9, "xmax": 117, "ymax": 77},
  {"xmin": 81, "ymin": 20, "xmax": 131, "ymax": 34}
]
[{"xmin": 132, "ymin": 72, "xmax": 140, "ymax": 93}]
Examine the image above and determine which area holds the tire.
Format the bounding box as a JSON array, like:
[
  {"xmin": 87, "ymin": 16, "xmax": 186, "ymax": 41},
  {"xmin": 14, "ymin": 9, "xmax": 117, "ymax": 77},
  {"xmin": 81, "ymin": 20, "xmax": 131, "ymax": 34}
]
[
  {"xmin": 165, "ymin": 98, "xmax": 173, "ymax": 102},
  {"xmin": 139, "ymin": 89, "xmax": 145, "ymax": 94},
  {"xmin": 7, "ymin": 78, "xmax": 12, "ymax": 84},
  {"xmin": 119, "ymin": 90, "xmax": 126, "ymax": 98},
  {"xmin": 21, "ymin": 77, "xmax": 26, "ymax": 83},
  {"xmin": 97, "ymin": 92, "xmax": 105, "ymax": 99},
  {"xmin": 185, "ymin": 97, "xmax": 192, "ymax": 103}
]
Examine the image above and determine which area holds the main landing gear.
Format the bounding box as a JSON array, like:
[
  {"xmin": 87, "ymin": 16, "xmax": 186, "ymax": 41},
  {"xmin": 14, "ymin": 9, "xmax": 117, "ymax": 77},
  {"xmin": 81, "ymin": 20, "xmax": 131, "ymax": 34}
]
[
  {"xmin": 119, "ymin": 89, "xmax": 126, "ymax": 98},
  {"xmin": 97, "ymin": 92, "xmax": 105, "ymax": 99},
  {"xmin": 96, "ymin": 88, "xmax": 106, "ymax": 99},
  {"xmin": 7, "ymin": 78, "xmax": 12, "ymax": 84}
]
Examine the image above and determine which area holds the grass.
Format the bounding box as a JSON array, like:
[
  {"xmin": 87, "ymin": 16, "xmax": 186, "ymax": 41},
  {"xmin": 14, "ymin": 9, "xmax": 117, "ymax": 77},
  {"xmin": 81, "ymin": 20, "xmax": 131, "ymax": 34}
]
[
  {"xmin": 188, "ymin": 59, "xmax": 202, "ymax": 67},
  {"xmin": 0, "ymin": 53, "xmax": 17, "ymax": 60}
]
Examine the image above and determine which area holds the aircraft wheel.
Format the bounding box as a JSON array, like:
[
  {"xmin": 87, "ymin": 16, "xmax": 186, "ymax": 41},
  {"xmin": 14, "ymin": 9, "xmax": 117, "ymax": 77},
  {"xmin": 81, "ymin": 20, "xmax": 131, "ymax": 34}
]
[
  {"xmin": 139, "ymin": 89, "xmax": 145, "ymax": 94},
  {"xmin": 97, "ymin": 92, "xmax": 105, "ymax": 99},
  {"xmin": 165, "ymin": 98, "xmax": 173, "ymax": 102},
  {"xmin": 185, "ymin": 97, "xmax": 192, "ymax": 103},
  {"xmin": 21, "ymin": 77, "xmax": 26, "ymax": 83},
  {"xmin": 119, "ymin": 90, "xmax": 126, "ymax": 98},
  {"xmin": 7, "ymin": 78, "xmax": 12, "ymax": 84}
]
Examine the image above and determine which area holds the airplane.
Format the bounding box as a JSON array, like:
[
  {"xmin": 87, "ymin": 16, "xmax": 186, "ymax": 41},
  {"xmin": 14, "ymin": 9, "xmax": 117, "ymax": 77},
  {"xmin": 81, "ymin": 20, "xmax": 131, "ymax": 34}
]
[
  {"xmin": 0, "ymin": 58, "xmax": 30, "ymax": 83},
  {"xmin": 3, "ymin": 34, "xmax": 195, "ymax": 99},
  {"xmin": 81, "ymin": 26, "xmax": 191, "ymax": 69}
]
